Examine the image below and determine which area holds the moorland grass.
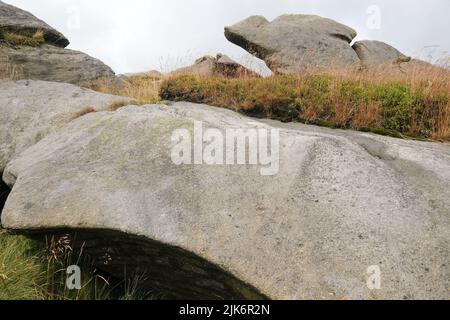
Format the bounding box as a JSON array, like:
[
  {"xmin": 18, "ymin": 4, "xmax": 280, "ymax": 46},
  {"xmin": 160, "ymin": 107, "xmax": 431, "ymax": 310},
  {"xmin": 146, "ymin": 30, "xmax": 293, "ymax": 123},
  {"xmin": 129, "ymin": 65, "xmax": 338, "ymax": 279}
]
[
  {"xmin": 88, "ymin": 75, "xmax": 162, "ymax": 105},
  {"xmin": 159, "ymin": 65, "xmax": 450, "ymax": 141},
  {"xmin": 1, "ymin": 30, "xmax": 45, "ymax": 47}
]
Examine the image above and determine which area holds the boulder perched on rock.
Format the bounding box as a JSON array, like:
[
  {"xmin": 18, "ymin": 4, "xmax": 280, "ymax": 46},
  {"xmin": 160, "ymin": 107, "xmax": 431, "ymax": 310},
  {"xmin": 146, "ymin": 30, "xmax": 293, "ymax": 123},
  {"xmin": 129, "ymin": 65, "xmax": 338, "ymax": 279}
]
[
  {"xmin": 225, "ymin": 14, "xmax": 360, "ymax": 73},
  {"xmin": 0, "ymin": 0, "xmax": 69, "ymax": 47},
  {"xmin": 2, "ymin": 101, "xmax": 449, "ymax": 299},
  {"xmin": 0, "ymin": 45, "xmax": 116, "ymax": 85},
  {"xmin": 224, "ymin": 15, "xmax": 438, "ymax": 74},
  {"xmin": 0, "ymin": 80, "xmax": 136, "ymax": 172},
  {"xmin": 171, "ymin": 53, "xmax": 259, "ymax": 77}
]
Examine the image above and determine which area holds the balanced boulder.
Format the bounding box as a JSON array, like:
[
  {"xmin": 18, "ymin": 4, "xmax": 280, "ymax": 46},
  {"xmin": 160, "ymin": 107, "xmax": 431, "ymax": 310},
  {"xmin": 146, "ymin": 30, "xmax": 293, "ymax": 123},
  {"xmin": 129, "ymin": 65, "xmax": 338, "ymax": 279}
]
[
  {"xmin": 225, "ymin": 14, "xmax": 360, "ymax": 74},
  {"xmin": 0, "ymin": 79, "xmax": 135, "ymax": 172},
  {"xmin": 0, "ymin": 0, "xmax": 69, "ymax": 47},
  {"xmin": 2, "ymin": 101, "xmax": 449, "ymax": 299}
]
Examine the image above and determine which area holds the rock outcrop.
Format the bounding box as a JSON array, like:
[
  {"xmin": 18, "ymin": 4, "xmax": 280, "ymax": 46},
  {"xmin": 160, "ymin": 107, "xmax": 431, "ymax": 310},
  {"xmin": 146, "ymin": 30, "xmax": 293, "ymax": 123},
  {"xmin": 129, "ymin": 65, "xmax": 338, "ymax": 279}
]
[
  {"xmin": 225, "ymin": 15, "xmax": 437, "ymax": 74},
  {"xmin": 353, "ymin": 41, "xmax": 443, "ymax": 75},
  {"xmin": 2, "ymin": 97, "xmax": 449, "ymax": 299},
  {"xmin": 0, "ymin": 2, "xmax": 116, "ymax": 85},
  {"xmin": 225, "ymin": 14, "xmax": 360, "ymax": 73},
  {"xmin": 171, "ymin": 53, "xmax": 259, "ymax": 78},
  {"xmin": 0, "ymin": 80, "xmax": 136, "ymax": 172},
  {"xmin": 0, "ymin": 45, "xmax": 116, "ymax": 85},
  {"xmin": 352, "ymin": 40, "xmax": 410, "ymax": 67},
  {"xmin": 0, "ymin": 0, "xmax": 69, "ymax": 47}
]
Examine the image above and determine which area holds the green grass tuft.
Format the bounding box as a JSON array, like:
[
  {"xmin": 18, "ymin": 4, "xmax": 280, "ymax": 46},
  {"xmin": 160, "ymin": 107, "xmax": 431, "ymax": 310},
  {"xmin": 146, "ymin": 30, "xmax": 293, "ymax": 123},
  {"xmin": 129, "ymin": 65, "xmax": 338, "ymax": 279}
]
[
  {"xmin": 0, "ymin": 230, "xmax": 45, "ymax": 300},
  {"xmin": 0, "ymin": 229, "xmax": 162, "ymax": 300}
]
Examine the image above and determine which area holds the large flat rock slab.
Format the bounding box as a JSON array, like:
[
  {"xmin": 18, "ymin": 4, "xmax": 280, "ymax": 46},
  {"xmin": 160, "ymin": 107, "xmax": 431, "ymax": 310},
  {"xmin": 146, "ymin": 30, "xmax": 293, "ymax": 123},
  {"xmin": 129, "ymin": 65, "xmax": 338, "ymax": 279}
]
[
  {"xmin": 225, "ymin": 14, "xmax": 360, "ymax": 73},
  {"xmin": 0, "ymin": 80, "xmax": 135, "ymax": 171},
  {"xmin": 2, "ymin": 102, "xmax": 449, "ymax": 299},
  {"xmin": 0, "ymin": 0, "xmax": 69, "ymax": 47}
]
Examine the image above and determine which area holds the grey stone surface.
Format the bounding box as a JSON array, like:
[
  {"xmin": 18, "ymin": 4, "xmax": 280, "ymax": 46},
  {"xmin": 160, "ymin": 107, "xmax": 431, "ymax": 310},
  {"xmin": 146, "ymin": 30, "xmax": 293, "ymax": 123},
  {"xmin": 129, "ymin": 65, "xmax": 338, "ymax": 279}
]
[
  {"xmin": 2, "ymin": 101, "xmax": 449, "ymax": 300},
  {"xmin": 0, "ymin": 80, "xmax": 136, "ymax": 172},
  {"xmin": 225, "ymin": 14, "xmax": 360, "ymax": 73},
  {"xmin": 170, "ymin": 53, "xmax": 259, "ymax": 77},
  {"xmin": 0, "ymin": 0, "xmax": 69, "ymax": 47},
  {"xmin": 0, "ymin": 44, "xmax": 116, "ymax": 85},
  {"xmin": 352, "ymin": 40, "xmax": 410, "ymax": 67},
  {"xmin": 352, "ymin": 41, "xmax": 443, "ymax": 74},
  {"xmin": 214, "ymin": 53, "xmax": 260, "ymax": 77},
  {"xmin": 170, "ymin": 55, "xmax": 216, "ymax": 76}
]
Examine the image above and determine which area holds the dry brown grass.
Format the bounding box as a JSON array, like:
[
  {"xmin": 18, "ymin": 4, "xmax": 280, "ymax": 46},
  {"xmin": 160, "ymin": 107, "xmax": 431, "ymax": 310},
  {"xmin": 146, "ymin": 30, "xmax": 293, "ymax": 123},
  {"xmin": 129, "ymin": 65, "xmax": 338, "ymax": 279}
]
[
  {"xmin": 434, "ymin": 105, "xmax": 450, "ymax": 140},
  {"xmin": 73, "ymin": 106, "xmax": 96, "ymax": 120},
  {"xmin": 1, "ymin": 30, "xmax": 45, "ymax": 47},
  {"xmin": 160, "ymin": 61, "xmax": 450, "ymax": 141},
  {"xmin": 0, "ymin": 56, "xmax": 23, "ymax": 80},
  {"xmin": 108, "ymin": 100, "xmax": 134, "ymax": 111},
  {"xmin": 80, "ymin": 57, "xmax": 450, "ymax": 141},
  {"xmin": 89, "ymin": 76, "xmax": 161, "ymax": 105}
]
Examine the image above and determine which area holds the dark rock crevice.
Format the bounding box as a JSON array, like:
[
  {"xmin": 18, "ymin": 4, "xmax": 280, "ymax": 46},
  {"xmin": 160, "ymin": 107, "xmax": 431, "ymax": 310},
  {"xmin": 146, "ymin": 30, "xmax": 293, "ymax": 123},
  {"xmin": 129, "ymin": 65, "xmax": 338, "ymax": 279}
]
[
  {"xmin": 329, "ymin": 32, "xmax": 354, "ymax": 43},
  {"xmin": 23, "ymin": 228, "xmax": 269, "ymax": 300},
  {"xmin": 0, "ymin": 173, "xmax": 10, "ymax": 216}
]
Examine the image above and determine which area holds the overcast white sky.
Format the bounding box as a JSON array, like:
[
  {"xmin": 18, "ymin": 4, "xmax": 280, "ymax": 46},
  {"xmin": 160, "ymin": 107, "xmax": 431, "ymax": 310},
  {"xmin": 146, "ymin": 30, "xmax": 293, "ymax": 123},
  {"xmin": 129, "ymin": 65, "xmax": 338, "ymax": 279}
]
[{"xmin": 5, "ymin": 0, "xmax": 450, "ymax": 74}]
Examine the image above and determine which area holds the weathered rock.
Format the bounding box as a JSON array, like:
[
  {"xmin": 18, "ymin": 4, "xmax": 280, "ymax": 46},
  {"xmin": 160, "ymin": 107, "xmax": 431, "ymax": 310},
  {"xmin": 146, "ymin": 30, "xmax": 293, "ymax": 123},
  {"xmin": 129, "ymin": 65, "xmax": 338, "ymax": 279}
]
[
  {"xmin": 2, "ymin": 101, "xmax": 449, "ymax": 299},
  {"xmin": 0, "ymin": 44, "xmax": 116, "ymax": 85},
  {"xmin": 214, "ymin": 53, "xmax": 260, "ymax": 77},
  {"xmin": 225, "ymin": 14, "xmax": 360, "ymax": 74},
  {"xmin": 0, "ymin": 80, "xmax": 136, "ymax": 172},
  {"xmin": 0, "ymin": 0, "xmax": 69, "ymax": 47},
  {"xmin": 170, "ymin": 55, "xmax": 216, "ymax": 76},
  {"xmin": 352, "ymin": 41, "xmax": 445, "ymax": 75},
  {"xmin": 0, "ymin": 2, "xmax": 116, "ymax": 85},
  {"xmin": 170, "ymin": 53, "xmax": 259, "ymax": 77},
  {"xmin": 352, "ymin": 40, "xmax": 410, "ymax": 67}
]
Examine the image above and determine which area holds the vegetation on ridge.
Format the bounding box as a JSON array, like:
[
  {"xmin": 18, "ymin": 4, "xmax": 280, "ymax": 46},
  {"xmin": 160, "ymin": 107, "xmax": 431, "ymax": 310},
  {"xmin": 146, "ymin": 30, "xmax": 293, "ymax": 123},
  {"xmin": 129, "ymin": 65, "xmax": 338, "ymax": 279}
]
[
  {"xmin": 159, "ymin": 66, "xmax": 450, "ymax": 141},
  {"xmin": 89, "ymin": 75, "xmax": 162, "ymax": 105},
  {"xmin": 86, "ymin": 59, "xmax": 450, "ymax": 141},
  {"xmin": 0, "ymin": 30, "xmax": 45, "ymax": 47}
]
